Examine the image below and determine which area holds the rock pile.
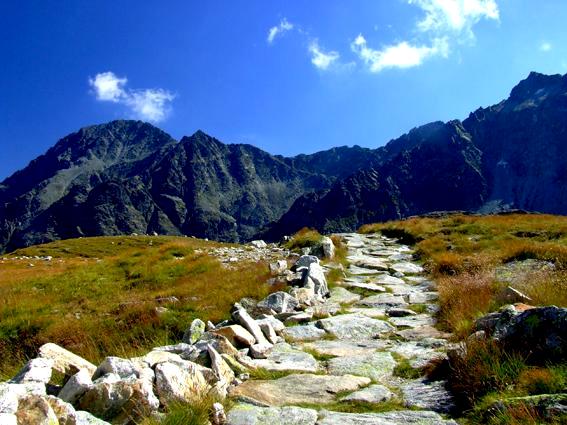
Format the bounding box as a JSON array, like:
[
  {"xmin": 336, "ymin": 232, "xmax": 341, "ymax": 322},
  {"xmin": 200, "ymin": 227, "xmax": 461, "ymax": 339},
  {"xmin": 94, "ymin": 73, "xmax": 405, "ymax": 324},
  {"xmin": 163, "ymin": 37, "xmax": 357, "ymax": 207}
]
[{"xmin": 2, "ymin": 234, "xmax": 463, "ymax": 424}]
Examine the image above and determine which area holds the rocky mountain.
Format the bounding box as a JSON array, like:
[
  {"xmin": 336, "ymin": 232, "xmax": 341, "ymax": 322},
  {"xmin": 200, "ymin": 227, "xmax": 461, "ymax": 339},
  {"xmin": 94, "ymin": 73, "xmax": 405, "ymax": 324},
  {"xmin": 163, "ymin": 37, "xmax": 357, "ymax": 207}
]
[
  {"xmin": 2, "ymin": 71, "xmax": 567, "ymax": 251},
  {"xmin": 0, "ymin": 123, "xmax": 343, "ymax": 251},
  {"xmin": 262, "ymin": 71, "xmax": 567, "ymax": 238}
]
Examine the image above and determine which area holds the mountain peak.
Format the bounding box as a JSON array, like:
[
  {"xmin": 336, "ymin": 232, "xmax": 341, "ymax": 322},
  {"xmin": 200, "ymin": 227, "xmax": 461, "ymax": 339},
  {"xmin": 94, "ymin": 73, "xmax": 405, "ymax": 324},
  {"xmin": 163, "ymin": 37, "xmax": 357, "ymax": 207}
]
[{"xmin": 509, "ymin": 71, "xmax": 565, "ymax": 102}]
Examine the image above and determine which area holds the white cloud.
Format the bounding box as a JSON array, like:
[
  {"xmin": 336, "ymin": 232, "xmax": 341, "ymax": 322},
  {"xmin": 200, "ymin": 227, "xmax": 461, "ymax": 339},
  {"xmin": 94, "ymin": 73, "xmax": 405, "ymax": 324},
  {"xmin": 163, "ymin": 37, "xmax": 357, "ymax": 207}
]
[
  {"xmin": 352, "ymin": 34, "xmax": 448, "ymax": 72},
  {"xmin": 410, "ymin": 0, "xmax": 499, "ymax": 39},
  {"xmin": 89, "ymin": 72, "xmax": 127, "ymax": 102},
  {"xmin": 353, "ymin": 0, "xmax": 498, "ymax": 73},
  {"xmin": 267, "ymin": 18, "xmax": 294, "ymax": 44},
  {"xmin": 309, "ymin": 40, "xmax": 340, "ymax": 70},
  {"xmin": 540, "ymin": 42, "xmax": 552, "ymax": 52},
  {"xmin": 89, "ymin": 71, "xmax": 175, "ymax": 123}
]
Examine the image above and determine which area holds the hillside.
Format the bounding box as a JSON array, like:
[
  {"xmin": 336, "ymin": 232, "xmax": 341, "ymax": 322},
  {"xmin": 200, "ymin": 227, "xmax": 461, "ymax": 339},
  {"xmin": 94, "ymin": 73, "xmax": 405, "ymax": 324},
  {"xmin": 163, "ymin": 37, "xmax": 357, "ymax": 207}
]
[{"xmin": 2, "ymin": 72, "xmax": 567, "ymax": 251}]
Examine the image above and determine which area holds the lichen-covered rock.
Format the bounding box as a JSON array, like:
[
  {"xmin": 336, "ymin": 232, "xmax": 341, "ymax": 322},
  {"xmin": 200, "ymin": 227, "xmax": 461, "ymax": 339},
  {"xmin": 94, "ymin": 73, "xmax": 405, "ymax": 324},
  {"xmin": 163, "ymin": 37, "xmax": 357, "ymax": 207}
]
[
  {"xmin": 182, "ymin": 318, "xmax": 206, "ymax": 344},
  {"xmin": 316, "ymin": 314, "xmax": 394, "ymax": 340},
  {"xmin": 212, "ymin": 325, "xmax": 257, "ymax": 348},
  {"xmin": 327, "ymin": 351, "xmax": 396, "ymax": 382},
  {"xmin": 15, "ymin": 394, "xmax": 58, "ymax": 425},
  {"xmin": 321, "ymin": 236, "xmax": 335, "ymax": 259},
  {"xmin": 340, "ymin": 384, "xmax": 394, "ymax": 404},
  {"xmin": 47, "ymin": 395, "xmax": 79, "ymax": 425}
]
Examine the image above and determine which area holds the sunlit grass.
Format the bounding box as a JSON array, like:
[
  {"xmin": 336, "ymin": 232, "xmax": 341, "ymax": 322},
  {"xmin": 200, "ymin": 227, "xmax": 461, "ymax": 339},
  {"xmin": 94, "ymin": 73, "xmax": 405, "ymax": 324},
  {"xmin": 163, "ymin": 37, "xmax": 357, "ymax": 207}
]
[{"xmin": 0, "ymin": 235, "xmax": 272, "ymax": 379}]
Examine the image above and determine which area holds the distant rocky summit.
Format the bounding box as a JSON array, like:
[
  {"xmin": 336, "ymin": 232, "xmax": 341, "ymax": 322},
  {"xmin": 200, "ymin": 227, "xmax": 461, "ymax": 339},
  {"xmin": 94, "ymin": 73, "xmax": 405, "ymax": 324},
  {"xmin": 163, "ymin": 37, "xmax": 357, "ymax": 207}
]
[{"xmin": 2, "ymin": 71, "xmax": 567, "ymax": 251}]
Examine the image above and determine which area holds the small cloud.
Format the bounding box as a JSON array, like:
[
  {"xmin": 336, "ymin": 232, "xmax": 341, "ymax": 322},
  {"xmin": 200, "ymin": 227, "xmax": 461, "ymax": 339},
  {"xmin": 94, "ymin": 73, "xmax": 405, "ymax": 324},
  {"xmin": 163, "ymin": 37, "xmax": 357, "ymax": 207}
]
[
  {"xmin": 89, "ymin": 71, "xmax": 175, "ymax": 123},
  {"xmin": 267, "ymin": 18, "xmax": 294, "ymax": 44},
  {"xmin": 351, "ymin": 34, "xmax": 448, "ymax": 73},
  {"xmin": 540, "ymin": 42, "xmax": 552, "ymax": 52},
  {"xmin": 410, "ymin": 0, "xmax": 500, "ymax": 40},
  {"xmin": 308, "ymin": 40, "xmax": 340, "ymax": 70},
  {"xmin": 89, "ymin": 72, "xmax": 127, "ymax": 102}
]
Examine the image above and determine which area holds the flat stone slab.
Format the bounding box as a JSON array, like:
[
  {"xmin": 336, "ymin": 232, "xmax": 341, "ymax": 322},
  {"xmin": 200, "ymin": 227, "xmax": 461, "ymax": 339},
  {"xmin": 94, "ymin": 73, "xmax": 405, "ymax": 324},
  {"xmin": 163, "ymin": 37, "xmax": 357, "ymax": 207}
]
[
  {"xmin": 328, "ymin": 287, "xmax": 362, "ymax": 305},
  {"xmin": 247, "ymin": 343, "xmax": 319, "ymax": 373},
  {"xmin": 372, "ymin": 274, "xmax": 406, "ymax": 286},
  {"xmin": 389, "ymin": 341, "xmax": 447, "ymax": 369},
  {"xmin": 317, "ymin": 410, "xmax": 458, "ymax": 425},
  {"xmin": 341, "ymin": 281, "xmax": 386, "ymax": 292},
  {"xmin": 396, "ymin": 326, "xmax": 451, "ymax": 341},
  {"xmin": 348, "ymin": 265, "xmax": 385, "ymax": 275},
  {"xmin": 357, "ymin": 294, "xmax": 408, "ymax": 308},
  {"xmin": 282, "ymin": 325, "xmax": 327, "ymax": 342},
  {"xmin": 301, "ymin": 339, "xmax": 389, "ymax": 357},
  {"xmin": 345, "ymin": 307, "xmax": 388, "ymax": 318},
  {"xmin": 340, "ymin": 384, "xmax": 394, "ymax": 403},
  {"xmin": 400, "ymin": 379, "xmax": 455, "ymax": 413},
  {"xmin": 316, "ymin": 314, "xmax": 394, "ymax": 340},
  {"xmin": 390, "ymin": 262, "xmax": 424, "ymax": 275},
  {"xmin": 348, "ymin": 256, "xmax": 389, "ymax": 271},
  {"xmin": 230, "ymin": 374, "xmax": 371, "ymax": 406},
  {"xmin": 390, "ymin": 314, "xmax": 436, "ymax": 329},
  {"xmin": 383, "ymin": 285, "xmax": 415, "ymax": 296},
  {"xmin": 227, "ymin": 404, "xmax": 317, "ymax": 425},
  {"xmin": 327, "ymin": 351, "xmax": 396, "ymax": 382},
  {"xmin": 408, "ymin": 292, "xmax": 438, "ymax": 304}
]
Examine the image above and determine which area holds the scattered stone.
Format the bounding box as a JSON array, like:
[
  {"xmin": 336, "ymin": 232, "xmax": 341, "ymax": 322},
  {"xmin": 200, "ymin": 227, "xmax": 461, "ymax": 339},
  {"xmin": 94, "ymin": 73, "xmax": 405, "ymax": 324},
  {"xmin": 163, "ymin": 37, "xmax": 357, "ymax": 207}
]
[
  {"xmin": 213, "ymin": 325, "xmax": 257, "ymax": 348},
  {"xmin": 15, "ymin": 395, "xmax": 58, "ymax": 425},
  {"xmin": 257, "ymin": 292, "xmax": 299, "ymax": 314},
  {"xmin": 303, "ymin": 262, "xmax": 330, "ymax": 299},
  {"xmin": 212, "ymin": 402, "xmax": 227, "ymax": 425},
  {"xmin": 390, "ymin": 262, "xmax": 424, "ymax": 275},
  {"xmin": 250, "ymin": 240, "xmax": 268, "ymax": 249},
  {"xmin": 342, "ymin": 280, "xmax": 386, "ymax": 292},
  {"xmin": 284, "ymin": 312, "xmax": 313, "ymax": 324},
  {"xmin": 92, "ymin": 357, "xmax": 140, "ymax": 380},
  {"xmin": 269, "ymin": 260, "xmax": 288, "ymax": 275},
  {"xmin": 327, "ymin": 351, "xmax": 396, "ymax": 382},
  {"xmin": 247, "ymin": 343, "xmax": 319, "ymax": 373},
  {"xmin": 301, "ymin": 340, "xmax": 389, "ymax": 357},
  {"xmin": 10, "ymin": 358, "xmax": 53, "ymax": 385},
  {"xmin": 232, "ymin": 307, "xmax": 270, "ymax": 346},
  {"xmin": 340, "ymin": 384, "xmax": 394, "ymax": 403},
  {"xmin": 502, "ymin": 286, "xmax": 532, "ymax": 303},
  {"xmin": 230, "ymin": 373, "xmax": 370, "ymax": 406},
  {"xmin": 408, "ymin": 292, "xmax": 438, "ymax": 304},
  {"xmin": 38, "ymin": 343, "xmax": 97, "ymax": 378},
  {"xmin": 281, "ymin": 324, "xmax": 327, "ymax": 342},
  {"xmin": 259, "ymin": 321, "xmax": 279, "ymax": 344},
  {"xmin": 400, "ymin": 379, "xmax": 455, "ymax": 413},
  {"xmin": 227, "ymin": 404, "xmax": 317, "ymax": 425},
  {"xmin": 47, "ymin": 395, "xmax": 79, "ymax": 425},
  {"xmin": 348, "ymin": 256, "xmax": 389, "ymax": 271},
  {"xmin": 256, "ymin": 315, "xmax": 286, "ymax": 334},
  {"xmin": 321, "ymin": 236, "xmax": 335, "ymax": 259},
  {"xmin": 387, "ymin": 308, "xmax": 418, "ymax": 317},
  {"xmin": 317, "ymin": 410, "xmax": 457, "ymax": 425},
  {"xmin": 154, "ymin": 360, "xmax": 209, "ymax": 405},
  {"xmin": 294, "ymin": 255, "xmax": 319, "ymax": 269},
  {"xmin": 58, "ymin": 369, "xmax": 93, "ymax": 404},
  {"xmin": 317, "ymin": 314, "xmax": 394, "ymax": 340},
  {"xmin": 357, "ymin": 294, "xmax": 408, "ymax": 308},
  {"xmin": 182, "ymin": 318, "xmax": 206, "ymax": 344},
  {"xmin": 249, "ymin": 343, "xmax": 274, "ymax": 359},
  {"xmin": 328, "ymin": 287, "xmax": 361, "ymax": 305}
]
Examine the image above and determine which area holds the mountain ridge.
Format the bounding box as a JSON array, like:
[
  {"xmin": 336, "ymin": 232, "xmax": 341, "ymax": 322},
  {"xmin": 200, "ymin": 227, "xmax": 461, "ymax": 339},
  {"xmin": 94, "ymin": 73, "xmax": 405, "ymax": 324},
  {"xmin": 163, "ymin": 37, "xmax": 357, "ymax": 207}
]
[{"xmin": 2, "ymin": 71, "xmax": 567, "ymax": 251}]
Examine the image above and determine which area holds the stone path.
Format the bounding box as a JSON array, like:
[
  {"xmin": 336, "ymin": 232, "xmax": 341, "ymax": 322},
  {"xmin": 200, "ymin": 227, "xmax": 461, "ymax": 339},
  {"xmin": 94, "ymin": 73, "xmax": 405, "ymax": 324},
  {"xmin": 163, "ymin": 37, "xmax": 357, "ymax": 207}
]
[{"xmin": 227, "ymin": 233, "xmax": 458, "ymax": 425}]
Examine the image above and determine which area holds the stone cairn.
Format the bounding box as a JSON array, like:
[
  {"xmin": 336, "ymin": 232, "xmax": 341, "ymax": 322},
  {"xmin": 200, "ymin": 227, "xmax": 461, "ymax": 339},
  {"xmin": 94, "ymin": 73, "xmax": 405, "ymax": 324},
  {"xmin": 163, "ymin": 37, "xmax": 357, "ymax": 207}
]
[{"xmin": 1, "ymin": 233, "xmax": 462, "ymax": 425}]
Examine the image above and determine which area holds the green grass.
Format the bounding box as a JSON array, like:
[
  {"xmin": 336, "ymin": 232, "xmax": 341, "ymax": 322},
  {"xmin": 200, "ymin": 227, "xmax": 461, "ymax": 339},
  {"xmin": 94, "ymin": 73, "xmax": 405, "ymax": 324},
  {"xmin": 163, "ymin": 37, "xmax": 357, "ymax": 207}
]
[
  {"xmin": 0, "ymin": 236, "xmax": 273, "ymax": 379},
  {"xmin": 392, "ymin": 355, "xmax": 422, "ymax": 379}
]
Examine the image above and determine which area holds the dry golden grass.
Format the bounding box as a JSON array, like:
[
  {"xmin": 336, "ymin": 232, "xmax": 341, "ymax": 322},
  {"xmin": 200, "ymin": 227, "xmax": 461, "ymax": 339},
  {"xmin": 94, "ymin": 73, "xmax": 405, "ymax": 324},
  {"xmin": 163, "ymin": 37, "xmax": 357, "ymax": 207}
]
[
  {"xmin": 283, "ymin": 227, "xmax": 323, "ymax": 251},
  {"xmin": 0, "ymin": 236, "xmax": 272, "ymax": 379}
]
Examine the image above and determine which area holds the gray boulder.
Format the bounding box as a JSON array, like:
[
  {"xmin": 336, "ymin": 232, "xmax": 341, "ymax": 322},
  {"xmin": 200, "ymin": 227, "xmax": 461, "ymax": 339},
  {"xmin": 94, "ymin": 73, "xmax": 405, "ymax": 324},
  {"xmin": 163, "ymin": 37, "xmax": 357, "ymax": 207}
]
[{"xmin": 257, "ymin": 292, "xmax": 299, "ymax": 314}]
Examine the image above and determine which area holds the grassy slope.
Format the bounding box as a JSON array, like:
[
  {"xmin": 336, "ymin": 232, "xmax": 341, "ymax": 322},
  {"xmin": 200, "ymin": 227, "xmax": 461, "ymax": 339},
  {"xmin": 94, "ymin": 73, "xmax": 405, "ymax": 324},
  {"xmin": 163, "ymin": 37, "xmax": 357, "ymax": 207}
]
[
  {"xmin": 360, "ymin": 213, "xmax": 567, "ymax": 423},
  {"xmin": 0, "ymin": 236, "xmax": 272, "ymax": 379}
]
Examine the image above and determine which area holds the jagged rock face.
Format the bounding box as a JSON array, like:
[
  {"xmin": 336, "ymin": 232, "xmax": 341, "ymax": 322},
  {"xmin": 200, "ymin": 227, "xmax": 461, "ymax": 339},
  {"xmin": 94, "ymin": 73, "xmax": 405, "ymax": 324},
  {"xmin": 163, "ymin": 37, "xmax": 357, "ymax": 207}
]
[
  {"xmin": 2, "ymin": 72, "xmax": 567, "ymax": 250},
  {"xmin": 263, "ymin": 72, "xmax": 567, "ymax": 238},
  {"xmin": 0, "ymin": 124, "xmax": 332, "ymax": 251},
  {"xmin": 263, "ymin": 121, "xmax": 487, "ymax": 237}
]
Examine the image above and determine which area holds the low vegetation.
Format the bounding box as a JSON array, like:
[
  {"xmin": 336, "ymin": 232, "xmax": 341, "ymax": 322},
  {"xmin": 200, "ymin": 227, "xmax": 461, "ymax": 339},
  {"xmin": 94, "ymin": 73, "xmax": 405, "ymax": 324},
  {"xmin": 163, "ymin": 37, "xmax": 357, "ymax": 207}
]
[
  {"xmin": 360, "ymin": 213, "xmax": 567, "ymax": 423},
  {"xmin": 0, "ymin": 236, "xmax": 273, "ymax": 379}
]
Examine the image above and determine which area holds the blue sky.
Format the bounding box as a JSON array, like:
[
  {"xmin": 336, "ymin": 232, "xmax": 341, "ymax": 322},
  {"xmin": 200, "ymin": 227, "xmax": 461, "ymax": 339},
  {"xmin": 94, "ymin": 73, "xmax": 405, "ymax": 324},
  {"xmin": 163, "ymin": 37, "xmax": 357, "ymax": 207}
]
[{"xmin": 1, "ymin": 0, "xmax": 567, "ymax": 180}]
